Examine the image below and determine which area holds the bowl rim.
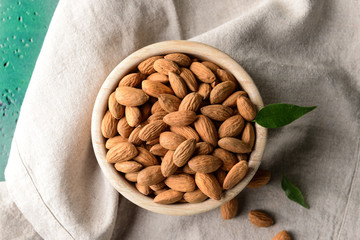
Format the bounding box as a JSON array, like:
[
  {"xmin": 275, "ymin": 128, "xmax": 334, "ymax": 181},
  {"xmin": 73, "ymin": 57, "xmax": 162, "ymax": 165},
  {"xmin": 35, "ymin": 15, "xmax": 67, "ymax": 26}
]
[{"xmin": 91, "ymin": 40, "xmax": 267, "ymax": 215}]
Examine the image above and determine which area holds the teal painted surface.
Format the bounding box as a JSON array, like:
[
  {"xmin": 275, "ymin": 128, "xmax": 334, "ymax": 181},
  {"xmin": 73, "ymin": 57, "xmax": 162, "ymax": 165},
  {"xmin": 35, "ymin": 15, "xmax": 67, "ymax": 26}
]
[{"xmin": 0, "ymin": 0, "xmax": 59, "ymax": 181}]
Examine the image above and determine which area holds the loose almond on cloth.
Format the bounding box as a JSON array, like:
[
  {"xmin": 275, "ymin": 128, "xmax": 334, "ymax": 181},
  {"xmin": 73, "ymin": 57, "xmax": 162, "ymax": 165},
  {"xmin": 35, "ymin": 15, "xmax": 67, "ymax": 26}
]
[
  {"xmin": 272, "ymin": 230, "xmax": 291, "ymax": 240},
  {"xmin": 248, "ymin": 210, "xmax": 274, "ymax": 228},
  {"xmin": 221, "ymin": 197, "xmax": 238, "ymax": 220}
]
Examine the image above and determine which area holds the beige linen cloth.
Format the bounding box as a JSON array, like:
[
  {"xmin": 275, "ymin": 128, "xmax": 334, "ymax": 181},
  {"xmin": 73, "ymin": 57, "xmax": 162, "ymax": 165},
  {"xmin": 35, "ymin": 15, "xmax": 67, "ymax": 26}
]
[{"xmin": 2, "ymin": 0, "xmax": 360, "ymax": 239}]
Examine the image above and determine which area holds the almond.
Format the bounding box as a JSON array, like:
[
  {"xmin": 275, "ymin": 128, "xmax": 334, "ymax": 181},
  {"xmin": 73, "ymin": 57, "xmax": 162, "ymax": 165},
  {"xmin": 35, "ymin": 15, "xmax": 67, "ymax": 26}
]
[
  {"xmin": 125, "ymin": 106, "xmax": 142, "ymax": 127},
  {"xmin": 158, "ymin": 94, "xmax": 181, "ymax": 112},
  {"xmin": 242, "ymin": 122, "xmax": 255, "ymax": 150},
  {"xmin": 153, "ymin": 59, "xmax": 181, "ymax": 75},
  {"xmin": 221, "ymin": 197, "xmax": 238, "ymax": 219},
  {"xmin": 216, "ymin": 69, "xmax": 237, "ymax": 84},
  {"xmin": 272, "ymin": 231, "xmax": 291, "ymax": 240},
  {"xmin": 190, "ymin": 62, "xmax": 216, "ymax": 83},
  {"xmin": 115, "ymin": 87, "xmax": 149, "ymax": 107},
  {"xmin": 173, "ymin": 139, "xmax": 197, "ymax": 167},
  {"xmin": 223, "ymin": 160, "xmax": 248, "ymax": 189},
  {"xmin": 138, "ymin": 120, "xmax": 167, "ymax": 141},
  {"xmin": 200, "ymin": 104, "xmax": 233, "ymax": 121},
  {"xmin": 218, "ymin": 115, "xmax": 245, "ymax": 138},
  {"xmin": 124, "ymin": 172, "xmax": 139, "ymax": 182},
  {"xmin": 178, "ymin": 92, "xmax": 203, "ymax": 112},
  {"xmin": 170, "ymin": 126, "xmax": 200, "ymax": 142},
  {"xmin": 248, "ymin": 210, "xmax": 274, "ymax": 227},
  {"xmin": 188, "ymin": 155, "xmax": 222, "ymax": 173},
  {"xmin": 138, "ymin": 56, "xmax": 163, "ymax": 75},
  {"xmin": 222, "ymin": 91, "xmax": 248, "ymax": 107},
  {"xmin": 148, "ymin": 111, "xmax": 167, "ymax": 122},
  {"xmin": 210, "ymin": 78, "xmax": 221, "ymax": 88},
  {"xmin": 149, "ymin": 144, "xmax": 168, "ymax": 156},
  {"xmin": 195, "ymin": 173, "xmax": 222, "ymax": 200},
  {"xmin": 194, "ymin": 142, "xmax": 214, "ymax": 155},
  {"xmin": 150, "ymin": 181, "xmax": 166, "ymax": 191},
  {"xmin": 108, "ymin": 92, "xmax": 124, "ymax": 119},
  {"xmin": 159, "ymin": 131, "xmax": 186, "ymax": 150},
  {"xmin": 201, "ymin": 61, "xmax": 220, "ymax": 73},
  {"xmin": 180, "ymin": 68, "xmax": 198, "ymax": 91},
  {"xmin": 151, "ymin": 101, "xmax": 164, "ymax": 114},
  {"xmin": 215, "ymin": 169, "xmax": 226, "ymax": 186},
  {"xmin": 135, "ymin": 183, "xmax": 152, "ymax": 195},
  {"xmin": 105, "ymin": 136, "xmax": 128, "ymax": 149},
  {"xmin": 147, "ymin": 72, "xmax": 169, "ymax": 83},
  {"xmin": 146, "ymin": 137, "xmax": 159, "ymax": 145},
  {"xmin": 128, "ymin": 125, "xmax": 143, "ymax": 145},
  {"xmin": 197, "ymin": 83, "xmax": 211, "ymax": 100},
  {"xmin": 114, "ymin": 161, "xmax": 142, "ymax": 173},
  {"xmin": 118, "ymin": 73, "xmax": 143, "ymax": 87},
  {"xmin": 164, "ymin": 53, "xmax": 191, "ymax": 67},
  {"xmin": 160, "ymin": 150, "xmax": 178, "ymax": 177},
  {"xmin": 218, "ymin": 137, "xmax": 251, "ymax": 153},
  {"xmin": 210, "ymin": 81, "xmax": 236, "ymax": 104},
  {"xmin": 182, "ymin": 164, "xmax": 196, "ymax": 175},
  {"xmin": 237, "ymin": 96, "xmax": 257, "ymax": 121},
  {"xmin": 212, "ymin": 148, "xmax": 238, "ymax": 171},
  {"xmin": 142, "ymin": 80, "xmax": 174, "ymax": 98},
  {"xmin": 153, "ymin": 188, "xmax": 168, "ymax": 196},
  {"xmin": 140, "ymin": 102, "xmax": 152, "ymax": 122},
  {"xmin": 133, "ymin": 147, "xmax": 159, "ymax": 167},
  {"xmin": 137, "ymin": 165, "xmax": 165, "ymax": 186},
  {"xmin": 246, "ymin": 170, "xmax": 271, "ymax": 189},
  {"xmin": 236, "ymin": 153, "xmax": 248, "ymax": 161},
  {"xmin": 117, "ymin": 117, "xmax": 134, "ymax": 138},
  {"xmin": 168, "ymin": 72, "xmax": 188, "ymax": 98},
  {"xmin": 165, "ymin": 173, "xmax": 196, "ymax": 192},
  {"xmin": 194, "ymin": 115, "xmax": 218, "ymax": 146},
  {"xmin": 106, "ymin": 142, "xmax": 138, "ymax": 163},
  {"xmin": 101, "ymin": 110, "xmax": 118, "ymax": 138},
  {"xmin": 183, "ymin": 189, "xmax": 208, "ymax": 203},
  {"xmin": 163, "ymin": 111, "xmax": 196, "ymax": 126},
  {"xmin": 153, "ymin": 189, "xmax": 183, "ymax": 204}
]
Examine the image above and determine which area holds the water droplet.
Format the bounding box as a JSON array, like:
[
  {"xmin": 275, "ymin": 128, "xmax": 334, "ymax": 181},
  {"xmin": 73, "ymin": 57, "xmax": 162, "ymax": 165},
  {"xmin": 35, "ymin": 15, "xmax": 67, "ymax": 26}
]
[
  {"xmin": 21, "ymin": 39, "xmax": 25, "ymax": 43},
  {"xmin": 3, "ymin": 62, "xmax": 9, "ymax": 67},
  {"xmin": 18, "ymin": 16, "xmax": 22, "ymax": 22},
  {"xmin": 2, "ymin": 18, "xmax": 5, "ymax": 22},
  {"xmin": 25, "ymin": 43, "xmax": 29, "ymax": 47},
  {"xmin": 2, "ymin": 112, "xmax": 6, "ymax": 117},
  {"xmin": 0, "ymin": 44, "xmax": 3, "ymax": 48},
  {"xmin": 11, "ymin": 93, "xmax": 14, "ymax": 97},
  {"xmin": 23, "ymin": 24, "xmax": 27, "ymax": 28},
  {"xmin": 19, "ymin": 55, "xmax": 23, "ymax": 59},
  {"xmin": 33, "ymin": 12, "xmax": 38, "ymax": 15},
  {"xmin": 29, "ymin": 38, "xmax": 33, "ymax": 42},
  {"xmin": 16, "ymin": 27, "xmax": 20, "ymax": 30},
  {"xmin": 15, "ymin": 87, "xmax": 20, "ymax": 91},
  {"xmin": 6, "ymin": 37, "xmax": 9, "ymax": 41},
  {"xmin": 18, "ymin": 1, "xmax": 21, "ymax": 5},
  {"xmin": 7, "ymin": 16, "xmax": 11, "ymax": 20},
  {"xmin": 25, "ymin": 11, "xmax": 30, "ymax": 15},
  {"xmin": 12, "ymin": 35, "xmax": 16, "ymax": 39}
]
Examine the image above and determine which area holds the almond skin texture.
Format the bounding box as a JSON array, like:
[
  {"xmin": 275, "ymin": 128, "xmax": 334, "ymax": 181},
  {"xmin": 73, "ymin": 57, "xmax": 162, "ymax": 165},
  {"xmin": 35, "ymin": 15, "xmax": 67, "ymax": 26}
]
[
  {"xmin": 216, "ymin": 69, "xmax": 237, "ymax": 84},
  {"xmin": 146, "ymin": 137, "xmax": 159, "ymax": 145},
  {"xmin": 142, "ymin": 80, "xmax": 174, "ymax": 98},
  {"xmin": 182, "ymin": 164, "xmax": 196, "ymax": 175},
  {"xmin": 105, "ymin": 136, "xmax": 128, "ymax": 149},
  {"xmin": 188, "ymin": 155, "xmax": 222, "ymax": 173},
  {"xmin": 124, "ymin": 172, "xmax": 139, "ymax": 182},
  {"xmin": 212, "ymin": 148, "xmax": 238, "ymax": 171},
  {"xmin": 161, "ymin": 151, "xmax": 178, "ymax": 177},
  {"xmin": 117, "ymin": 117, "xmax": 134, "ymax": 138},
  {"xmin": 163, "ymin": 111, "xmax": 197, "ymax": 127},
  {"xmin": 242, "ymin": 122, "xmax": 255, "ymax": 150},
  {"xmin": 165, "ymin": 174, "xmax": 196, "ymax": 192},
  {"xmin": 106, "ymin": 142, "xmax": 138, "ymax": 163},
  {"xmin": 137, "ymin": 166, "xmax": 165, "ymax": 186},
  {"xmin": 150, "ymin": 144, "xmax": 168, "ymax": 156},
  {"xmin": 154, "ymin": 188, "xmax": 168, "ymax": 196},
  {"xmin": 178, "ymin": 92, "xmax": 203, "ymax": 112},
  {"xmin": 170, "ymin": 126, "xmax": 200, "ymax": 143},
  {"xmin": 118, "ymin": 73, "xmax": 143, "ymax": 87},
  {"xmin": 210, "ymin": 81, "xmax": 236, "ymax": 104},
  {"xmin": 237, "ymin": 96, "xmax": 257, "ymax": 121},
  {"xmin": 195, "ymin": 173, "xmax": 222, "ymax": 200},
  {"xmin": 101, "ymin": 110, "xmax": 118, "ymax": 138},
  {"xmin": 164, "ymin": 53, "xmax": 191, "ymax": 67},
  {"xmin": 223, "ymin": 160, "xmax": 248, "ymax": 189},
  {"xmin": 222, "ymin": 91, "xmax": 248, "ymax": 107},
  {"xmin": 246, "ymin": 170, "xmax": 271, "ymax": 189},
  {"xmin": 128, "ymin": 125, "xmax": 143, "ymax": 145},
  {"xmin": 236, "ymin": 153, "xmax": 248, "ymax": 161},
  {"xmin": 148, "ymin": 111, "xmax": 167, "ymax": 122},
  {"xmin": 125, "ymin": 106, "xmax": 142, "ymax": 127},
  {"xmin": 221, "ymin": 197, "xmax": 238, "ymax": 220},
  {"xmin": 153, "ymin": 59, "xmax": 181, "ymax": 75},
  {"xmin": 197, "ymin": 83, "xmax": 212, "ymax": 100},
  {"xmin": 183, "ymin": 189, "xmax": 208, "ymax": 203},
  {"xmin": 159, "ymin": 131, "xmax": 186, "ymax": 150},
  {"xmin": 190, "ymin": 62, "xmax": 216, "ymax": 83},
  {"xmin": 138, "ymin": 120, "xmax": 167, "ymax": 141},
  {"xmin": 108, "ymin": 92, "xmax": 124, "ymax": 119},
  {"xmin": 272, "ymin": 231, "xmax": 291, "ymax": 240},
  {"xmin": 201, "ymin": 61, "xmax": 220, "ymax": 73},
  {"xmin": 114, "ymin": 161, "xmax": 142, "ymax": 173},
  {"xmin": 194, "ymin": 115, "xmax": 218, "ymax": 146},
  {"xmin": 218, "ymin": 137, "xmax": 251, "ymax": 153},
  {"xmin": 168, "ymin": 72, "xmax": 188, "ymax": 98},
  {"xmin": 200, "ymin": 105, "xmax": 233, "ymax": 121},
  {"xmin": 173, "ymin": 139, "xmax": 197, "ymax": 167},
  {"xmin": 150, "ymin": 181, "xmax": 166, "ymax": 191},
  {"xmin": 158, "ymin": 94, "xmax": 181, "ymax": 112},
  {"xmin": 115, "ymin": 87, "xmax": 149, "ymax": 107},
  {"xmin": 216, "ymin": 169, "xmax": 226, "ymax": 186},
  {"xmin": 153, "ymin": 189, "xmax": 183, "ymax": 204},
  {"xmin": 151, "ymin": 101, "xmax": 164, "ymax": 114},
  {"xmin": 140, "ymin": 102, "xmax": 152, "ymax": 122},
  {"xmin": 147, "ymin": 73, "xmax": 169, "ymax": 83},
  {"xmin": 218, "ymin": 115, "xmax": 245, "ymax": 138},
  {"xmin": 194, "ymin": 142, "xmax": 214, "ymax": 155},
  {"xmin": 133, "ymin": 147, "xmax": 159, "ymax": 167},
  {"xmin": 135, "ymin": 183, "xmax": 152, "ymax": 195},
  {"xmin": 138, "ymin": 56, "xmax": 163, "ymax": 75},
  {"xmin": 180, "ymin": 68, "xmax": 198, "ymax": 91},
  {"xmin": 248, "ymin": 210, "xmax": 274, "ymax": 227}
]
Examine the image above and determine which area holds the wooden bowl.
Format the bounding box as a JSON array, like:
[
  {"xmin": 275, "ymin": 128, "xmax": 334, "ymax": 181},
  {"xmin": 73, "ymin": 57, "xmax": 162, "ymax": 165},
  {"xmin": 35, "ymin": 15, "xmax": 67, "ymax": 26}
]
[{"xmin": 91, "ymin": 40, "xmax": 267, "ymax": 215}]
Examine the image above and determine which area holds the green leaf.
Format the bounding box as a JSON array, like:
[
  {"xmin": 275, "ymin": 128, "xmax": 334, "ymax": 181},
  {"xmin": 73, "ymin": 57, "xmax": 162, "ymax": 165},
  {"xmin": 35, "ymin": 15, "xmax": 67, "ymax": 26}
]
[
  {"xmin": 254, "ymin": 104, "xmax": 316, "ymax": 128},
  {"xmin": 281, "ymin": 176, "xmax": 309, "ymax": 209}
]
